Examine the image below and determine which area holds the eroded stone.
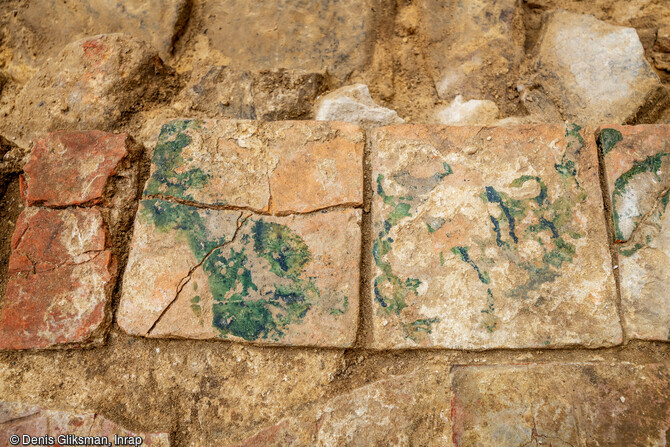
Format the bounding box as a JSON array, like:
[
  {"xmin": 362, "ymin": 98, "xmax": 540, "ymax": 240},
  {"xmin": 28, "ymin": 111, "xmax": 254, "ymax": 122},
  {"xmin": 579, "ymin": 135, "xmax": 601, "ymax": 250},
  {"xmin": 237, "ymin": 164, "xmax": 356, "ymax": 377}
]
[
  {"xmin": 534, "ymin": 10, "xmax": 667, "ymax": 125},
  {"xmin": 4, "ymin": 34, "xmax": 173, "ymax": 147},
  {"xmin": 314, "ymin": 84, "xmax": 404, "ymax": 127},
  {"xmin": 0, "ymin": 208, "xmax": 116, "ymax": 350},
  {"xmin": 0, "ymin": 401, "xmax": 169, "ymax": 446},
  {"xmin": 600, "ymin": 125, "xmax": 670, "ymax": 341},
  {"xmin": 173, "ymin": 67, "xmax": 326, "ymax": 121},
  {"xmin": 421, "ymin": 0, "xmax": 523, "ymax": 102},
  {"xmin": 118, "ymin": 200, "xmax": 360, "ymax": 347},
  {"xmin": 370, "ymin": 124, "xmax": 621, "ymax": 349},
  {"xmin": 227, "ymin": 371, "xmax": 450, "ymax": 446},
  {"xmin": 195, "ymin": 0, "xmax": 374, "ymax": 81},
  {"xmin": 21, "ymin": 131, "xmax": 140, "ymax": 207},
  {"xmin": 7, "ymin": 0, "xmax": 190, "ymax": 65},
  {"xmin": 143, "ymin": 119, "xmax": 364, "ymax": 213},
  {"xmin": 433, "ymin": 95, "xmax": 499, "ymax": 126},
  {"xmin": 451, "ymin": 362, "xmax": 670, "ymax": 446}
]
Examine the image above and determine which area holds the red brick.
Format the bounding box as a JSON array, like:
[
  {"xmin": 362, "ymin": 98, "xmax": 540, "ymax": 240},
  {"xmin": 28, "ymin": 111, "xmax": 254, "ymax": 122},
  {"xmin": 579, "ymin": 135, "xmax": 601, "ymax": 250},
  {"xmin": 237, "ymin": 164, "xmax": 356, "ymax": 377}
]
[
  {"xmin": 20, "ymin": 131, "xmax": 137, "ymax": 207},
  {"xmin": 0, "ymin": 208, "xmax": 116, "ymax": 350}
]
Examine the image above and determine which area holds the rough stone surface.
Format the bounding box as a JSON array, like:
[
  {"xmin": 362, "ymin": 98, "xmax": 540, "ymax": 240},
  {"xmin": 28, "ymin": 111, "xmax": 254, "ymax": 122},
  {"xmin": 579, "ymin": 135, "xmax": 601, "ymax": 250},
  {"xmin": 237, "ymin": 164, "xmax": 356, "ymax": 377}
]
[
  {"xmin": 0, "ymin": 208, "xmax": 115, "ymax": 350},
  {"xmin": 173, "ymin": 67, "xmax": 327, "ymax": 120},
  {"xmin": 227, "ymin": 371, "xmax": 450, "ymax": 446},
  {"xmin": 7, "ymin": 0, "xmax": 190, "ymax": 66},
  {"xmin": 658, "ymin": 26, "xmax": 670, "ymax": 53},
  {"xmin": 600, "ymin": 125, "xmax": 670, "ymax": 341},
  {"xmin": 3, "ymin": 34, "xmax": 173, "ymax": 147},
  {"xmin": 0, "ymin": 401, "xmax": 169, "ymax": 446},
  {"xmin": 196, "ymin": 0, "xmax": 375, "ymax": 81},
  {"xmin": 434, "ymin": 95, "xmax": 499, "ymax": 126},
  {"xmin": 20, "ymin": 131, "xmax": 140, "ymax": 207},
  {"xmin": 371, "ymin": 124, "xmax": 621, "ymax": 349},
  {"xmin": 534, "ymin": 10, "xmax": 667, "ymax": 125},
  {"xmin": 451, "ymin": 362, "xmax": 670, "ymax": 446},
  {"xmin": 314, "ymin": 84, "xmax": 404, "ymax": 127},
  {"xmin": 118, "ymin": 201, "xmax": 361, "ymax": 347},
  {"xmin": 143, "ymin": 119, "xmax": 364, "ymax": 213},
  {"xmin": 421, "ymin": 0, "xmax": 523, "ymax": 102}
]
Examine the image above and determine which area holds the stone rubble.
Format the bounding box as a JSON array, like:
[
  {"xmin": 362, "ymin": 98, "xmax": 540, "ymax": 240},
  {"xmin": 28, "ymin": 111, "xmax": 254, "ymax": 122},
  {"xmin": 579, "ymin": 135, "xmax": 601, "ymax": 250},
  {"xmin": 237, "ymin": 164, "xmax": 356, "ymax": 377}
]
[
  {"xmin": 533, "ymin": 10, "xmax": 668, "ymax": 125},
  {"xmin": 314, "ymin": 84, "xmax": 404, "ymax": 127},
  {"xmin": 433, "ymin": 95, "xmax": 499, "ymax": 126},
  {"xmin": 2, "ymin": 34, "xmax": 174, "ymax": 148}
]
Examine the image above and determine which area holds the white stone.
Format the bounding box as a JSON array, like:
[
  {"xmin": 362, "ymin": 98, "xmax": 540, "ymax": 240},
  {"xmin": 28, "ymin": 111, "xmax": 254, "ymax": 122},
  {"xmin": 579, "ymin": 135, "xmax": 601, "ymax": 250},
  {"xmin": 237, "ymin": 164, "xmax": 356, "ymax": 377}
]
[
  {"xmin": 434, "ymin": 95, "xmax": 499, "ymax": 125},
  {"xmin": 535, "ymin": 10, "xmax": 666, "ymax": 125},
  {"xmin": 314, "ymin": 84, "xmax": 404, "ymax": 127}
]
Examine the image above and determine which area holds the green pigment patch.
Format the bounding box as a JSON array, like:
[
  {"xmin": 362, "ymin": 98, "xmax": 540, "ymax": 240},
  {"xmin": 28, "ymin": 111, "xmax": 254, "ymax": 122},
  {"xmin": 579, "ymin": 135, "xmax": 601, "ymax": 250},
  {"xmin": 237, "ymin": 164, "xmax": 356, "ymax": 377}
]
[
  {"xmin": 144, "ymin": 120, "xmax": 211, "ymax": 201},
  {"xmin": 611, "ymin": 151, "xmax": 669, "ymax": 242},
  {"xmin": 141, "ymin": 200, "xmax": 330, "ymax": 342},
  {"xmin": 471, "ymin": 144, "xmax": 586, "ymax": 301},
  {"xmin": 599, "ymin": 128, "xmax": 623, "ymax": 156},
  {"xmin": 373, "ymin": 173, "xmax": 427, "ymax": 315},
  {"xmin": 403, "ymin": 317, "xmax": 441, "ymax": 342}
]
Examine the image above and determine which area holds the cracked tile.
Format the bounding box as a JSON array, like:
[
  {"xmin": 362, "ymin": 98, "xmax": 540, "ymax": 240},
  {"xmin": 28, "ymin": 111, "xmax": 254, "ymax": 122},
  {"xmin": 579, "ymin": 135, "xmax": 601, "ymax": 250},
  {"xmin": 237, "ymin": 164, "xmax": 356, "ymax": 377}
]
[
  {"xmin": 143, "ymin": 119, "xmax": 364, "ymax": 214},
  {"xmin": 0, "ymin": 208, "xmax": 116, "ymax": 350},
  {"xmin": 600, "ymin": 124, "xmax": 670, "ymax": 341},
  {"xmin": 119, "ymin": 200, "xmax": 361, "ymax": 347},
  {"xmin": 370, "ymin": 124, "xmax": 621, "ymax": 349},
  {"xmin": 450, "ymin": 362, "xmax": 670, "ymax": 446}
]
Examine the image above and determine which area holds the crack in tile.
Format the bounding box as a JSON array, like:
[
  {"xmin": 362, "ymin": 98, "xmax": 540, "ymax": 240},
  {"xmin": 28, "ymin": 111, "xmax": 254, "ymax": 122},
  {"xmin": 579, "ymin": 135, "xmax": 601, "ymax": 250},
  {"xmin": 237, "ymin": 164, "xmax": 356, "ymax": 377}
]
[
  {"xmin": 143, "ymin": 193, "xmax": 362, "ymax": 216},
  {"xmin": 145, "ymin": 212, "xmax": 250, "ymax": 336}
]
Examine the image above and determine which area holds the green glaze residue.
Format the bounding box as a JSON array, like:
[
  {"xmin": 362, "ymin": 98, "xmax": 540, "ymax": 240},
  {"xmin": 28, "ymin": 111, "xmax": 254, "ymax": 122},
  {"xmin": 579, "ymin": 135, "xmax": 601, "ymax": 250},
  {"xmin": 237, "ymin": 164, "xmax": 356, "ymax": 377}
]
[
  {"xmin": 599, "ymin": 128, "xmax": 623, "ymax": 156},
  {"xmin": 208, "ymin": 220, "xmax": 322, "ymax": 341},
  {"xmin": 141, "ymin": 200, "xmax": 337, "ymax": 342},
  {"xmin": 373, "ymin": 174, "xmax": 423, "ymax": 315},
  {"xmin": 452, "ymin": 246, "xmax": 498, "ymax": 333},
  {"xmin": 403, "ymin": 317, "xmax": 441, "ymax": 342},
  {"xmin": 611, "ymin": 151, "xmax": 669, "ymax": 243},
  {"xmin": 144, "ymin": 120, "xmax": 210, "ymax": 201}
]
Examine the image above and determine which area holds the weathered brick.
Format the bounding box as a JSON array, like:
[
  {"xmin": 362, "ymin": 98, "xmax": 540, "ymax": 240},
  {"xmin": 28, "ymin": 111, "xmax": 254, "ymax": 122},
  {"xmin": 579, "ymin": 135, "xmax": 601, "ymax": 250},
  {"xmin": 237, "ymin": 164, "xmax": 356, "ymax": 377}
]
[
  {"xmin": 0, "ymin": 401, "xmax": 169, "ymax": 446},
  {"xmin": 0, "ymin": 208, "xmax": 115, "ymax": 350},
  {"xmin": 143, "ymin": 119, "xmax": 364, "ymax": 213},
  {"xmin": 370, "ymin": 124, "xmax": 620, "ymax": 349},
  {"xmin": 118, "ymin": 200, "xmax": 360, "ymax": 347},
  {"xmin": 450, "ymin": 363, "xmax": 670, "ymax": 446},
  {"xmin": 600, "ymin": 124, "xmax": 670, "ymax": 341},
  {"xmin": 21, "ymin": 131, "xmax": 140, "ymax": 207}
]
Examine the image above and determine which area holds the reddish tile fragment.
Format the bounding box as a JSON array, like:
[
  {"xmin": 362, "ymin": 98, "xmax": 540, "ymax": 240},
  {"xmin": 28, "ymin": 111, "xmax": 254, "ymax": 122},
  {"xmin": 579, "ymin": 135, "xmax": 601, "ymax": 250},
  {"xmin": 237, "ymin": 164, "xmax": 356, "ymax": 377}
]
[{"xmin": 20, "ymin": 131, "xmax": 138, "ymax": 207}]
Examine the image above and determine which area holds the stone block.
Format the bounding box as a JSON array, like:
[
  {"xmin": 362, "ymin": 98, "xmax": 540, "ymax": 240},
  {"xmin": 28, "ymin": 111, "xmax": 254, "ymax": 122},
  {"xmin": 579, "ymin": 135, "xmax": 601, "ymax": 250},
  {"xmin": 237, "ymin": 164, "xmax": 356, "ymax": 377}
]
[
  {"xmin": 370, "ymin": 124, "xmax": 621, "ymax": 349},
  {"xmin": 451, "ymin": 362, "xmax": 670, "ymax": 446}
]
